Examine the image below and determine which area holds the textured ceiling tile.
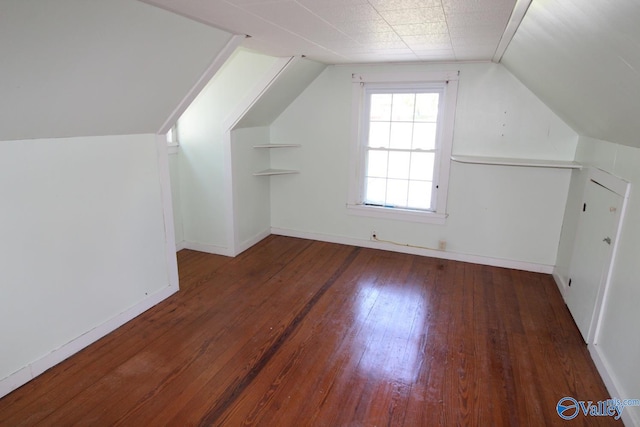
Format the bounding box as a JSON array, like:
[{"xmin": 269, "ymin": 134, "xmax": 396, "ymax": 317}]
[
  {"xmin": 352, "ymin": 31, "xmax": 405, "ymax": 44},
  {"xmin": 378, "ymin": 7, "xmax": 446, "ymax": 25},
  {"xmin": 402, "ymin": 34, "xmax": 452, "ymax": 51},
  {"xmin": 392, "ymin": 21, "xmax": 449, "ymax": 35},
  {"xmin": 442, "ymin": 0, "xmax": 514, "ymax": 14},
  {"xmin": 331, "ymin": 18, "xmax": 394, "ymax": 35},
  {"xmin": 451, "ymin": 34, "xmax": 502, "ymax": 47},
  {"xmin": 448, "ymin": 24, "xmax": 505, "ymax": 38},
  {"xmin": 368, "ymin": 0, "xmax": 441, "ymax": 11},
  {"xmin": 445, "ymin": 10, "xmax": 512, "ymax": 27},
  {"xmin": 302, "ymin": 3, "xmax": 382, "ymax": 22},
  {"xmin": 240, "ymin": 1, "xmax": 348, "ymax": 41}
]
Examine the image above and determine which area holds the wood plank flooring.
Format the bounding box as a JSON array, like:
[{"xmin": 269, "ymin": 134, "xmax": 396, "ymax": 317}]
[{"xmin": 0, "ymin": 236, "xmax": 620, "ymax": 426}]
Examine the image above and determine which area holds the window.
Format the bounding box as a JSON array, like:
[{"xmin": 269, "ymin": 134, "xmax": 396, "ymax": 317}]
[
  {"xmin": 166, "ymin": 123, "xmax": 179, "ymax": 154},
  {"xmin": 348, "ymin": 71, "xmax": 458, "ymax": 224}
]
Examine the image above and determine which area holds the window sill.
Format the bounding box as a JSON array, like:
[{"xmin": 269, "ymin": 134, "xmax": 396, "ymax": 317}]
[{"xmin": 346, "ymin": 204, "xmax": 447, "ymax": 225}]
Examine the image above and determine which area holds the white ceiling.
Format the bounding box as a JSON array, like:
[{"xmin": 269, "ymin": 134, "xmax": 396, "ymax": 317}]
[{"xmin": 140, "ymin": 0, "xmax": 520, "ymax": 64}]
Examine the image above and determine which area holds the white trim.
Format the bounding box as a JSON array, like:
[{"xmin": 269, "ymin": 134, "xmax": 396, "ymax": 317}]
[
  {"xmin": 155, "ymin": 135, "xmax": 180, "ymax": 290},
  {"xmin": 182, "ymin": 241, "xmax": 234, "ymax": 257},
  {"xmin": 348, "ymin": 71, "xmax": 459, "ymax": 223},
  {"xmin": 589, "ymin": 344, "xmax": 640, "ymax": 426},
  {"xmin": 352, "ymin": 70, "xmax": 460, "ymax": 84},
  {"xmin": 167, "ymin": 144, "xmax": 179, "ymax": 155},
  {"xmin": 157, "ymin": 34, "xmax": 244, "ymax": 135},
  {"xmin": 223, "ymin": 130, "xmax": 237, "ymax": 257},
  {"xmin": 346, "ymin": 203, "xmax": 447, "ymax": 224},
  {"xmin": 0, "ymin": 285, "xmax": 178, "ymax": 399},
  {"xmin": 590, "ymin": 167, "xmax": 631, "ymax": 344},
  {"xmin": 234, "ymin": 229, "xmax": 271, "ymax": 256},
  {"xmin": 493, "ymin": 0, "xmax": 533, "ymax": 63},
  {"xmin": 270, "ymin": 227, "xmax": 554, "ymax": 274},
  {"xmin": 552, "ymin": 267, "xmax": 569, "ymax": 298},
  {"xmin": 589, "ymin": 166, "xmax": 629, "ymax": 197},
  {"xmin": 451, "ymin": 155, "xmax": 581, "ymax": 169},
  {"xmin": 176, "ymin": 240, "xmax": 187, "ymax": 252}
]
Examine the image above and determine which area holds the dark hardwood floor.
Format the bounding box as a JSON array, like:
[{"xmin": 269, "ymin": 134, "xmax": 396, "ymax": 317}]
[{"xmin": 0, "ymin": 236, "xmax": 620, "ymax": 426}]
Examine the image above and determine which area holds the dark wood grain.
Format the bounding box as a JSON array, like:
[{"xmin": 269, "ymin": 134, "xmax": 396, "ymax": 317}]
[{"xmin": 0, "ymin": 235, "xmax": 619, "ymax": 426}]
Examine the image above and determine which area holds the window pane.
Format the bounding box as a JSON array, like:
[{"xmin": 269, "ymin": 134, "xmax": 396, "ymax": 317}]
[
  {"xmin": 412, "ymin": 122, "xmax": 437, "ymax": 150},
  {"xmin": 415, "ymin": 93, "xmax": 439, "ymax": 122},
  {"xmin": 408, "ymin": 181, "xmax": 433, "ymax": 210},
  {"xmin": 368, "ymin": 121, "xmax": 390, "ymax": 148},
  {"xmin": 365, "ymin": 177, "xmax": 387, "ymax": 205},
  {"xmin": 366, "ymin": 150, "xmax": 388, "ymax": 178},
  {"xmin": 388, "ymin": 151, "xmax": 410, "ymax": 179},
  {"xmin": 389, "ymin": 122, "xmax": 413, "ymax": 149},
  {"xmin": 386, "ymin": 179, "xmax": 409, "ymax": 207},
  {"xmin": 410, "ymin": 152, "xmax": 435, "ymax": 181},
  {"xmin": 391, "ymin": 93, "xmax": 415, "ymax": 121},
  {"xmin": 370, "ymin": 94, "xmax": 392, "ymax": 121}
]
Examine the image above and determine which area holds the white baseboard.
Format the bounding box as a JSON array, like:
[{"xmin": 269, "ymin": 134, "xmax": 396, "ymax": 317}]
[
  {"xmin": 0, "ymin": 284, "xmax": 178, "ymax": 399},
  {"xmin": 552, "ymin": 267, "xmax": 568, "ymax": 299},
  {"xmin": 175, "ymin": 240, "xmax": 187, "ymax": 252},
  {"xmin": 270, "ymin": 227, "xmax": 554, "ymax": 274},
  {"xmin": 182, "ymin": 241, "xmax": 234, "ymax": 257},
  {"xmin": 589, "ymin": 344, "xmax": 639, "ymax": 426},
  {"xmin": 234, "ymin": 230, "xmax": 271, "ymax": 256}
]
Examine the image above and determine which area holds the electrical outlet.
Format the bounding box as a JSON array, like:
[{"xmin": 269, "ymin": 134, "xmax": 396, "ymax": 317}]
[{"xmin": 438, "ymin": 240, "xmax": 447, "ymax": 251}]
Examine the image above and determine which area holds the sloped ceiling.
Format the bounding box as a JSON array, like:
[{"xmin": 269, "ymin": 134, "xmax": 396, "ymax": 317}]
[
  {"xmin": 501, "ymin": 0, "xmax": 640, "ymax": 149},
  {"xmin": 0, "ymin": 0, "xmax": 233, "ymax": 141},
  {"xmin": 233, "ymin": 56, "xmax": 327, "ymax": 129}
]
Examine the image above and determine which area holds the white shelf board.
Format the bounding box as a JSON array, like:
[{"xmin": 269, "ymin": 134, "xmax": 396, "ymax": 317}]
[
  {"xmin": 451, "ymin": 155, "xmax": 582, "ymax": 169},
  {"xmin": 253, "ymin": 169, "xmax": 299, "ymax": 176},
  {"xmin": 253, "ymin": 144, "xmax": 301, "ymax": 148}
]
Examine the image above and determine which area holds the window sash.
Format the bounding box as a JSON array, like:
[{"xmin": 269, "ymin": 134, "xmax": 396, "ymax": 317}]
[{"xmin": 360, "ymin": 86, "xmax": 445, "ymax": 212}]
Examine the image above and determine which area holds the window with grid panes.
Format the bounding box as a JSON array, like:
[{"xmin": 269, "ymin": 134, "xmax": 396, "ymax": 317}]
[{"xmin": 348, "ymin": 72, "xmax": 458, "ymax": 224}]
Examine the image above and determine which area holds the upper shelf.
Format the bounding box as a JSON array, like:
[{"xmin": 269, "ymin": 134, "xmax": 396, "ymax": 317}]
[
  {"xmin": 451, "ymin": 155, "xmax": 582, "ymax": 169},
  {"xmin": 253, "ymin": 144, "xmax": 301, "ymax": 149}
]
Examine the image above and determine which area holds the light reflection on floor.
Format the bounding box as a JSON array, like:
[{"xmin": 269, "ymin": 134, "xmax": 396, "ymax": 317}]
[{"xmin": 354, "ymin": 281, "xmax": 427, "ymax": 384}]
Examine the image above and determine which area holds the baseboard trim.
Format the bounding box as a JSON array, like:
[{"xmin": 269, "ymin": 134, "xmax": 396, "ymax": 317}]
[
  {"xmin": 270, "ymin": 228, "xmax": 554, "ymax": 274},
  {"xmin": 234, "ymin": 230, "xmax": 271, "ymax": 256},
  {"xmin": 175, "ymin": 240, "xmax": 187, "ymax": 252},
  {"xmin": 0, "ymin": 285, "xmax": 178, "ymax": 399},
  {"xmin": 589, "ymin": 344, "xmax": 639, "ymax": 426},
  {"xmin": 182, "ymin": 241, "xmax": 233, "ymax": 257},
  {"xmin": 552, "ymin": 268, "xmax": 568, "ymax": 299}
]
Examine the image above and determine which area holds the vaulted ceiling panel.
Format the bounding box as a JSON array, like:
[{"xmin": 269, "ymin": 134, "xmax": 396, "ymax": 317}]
[
  {"xmin": 501, "ymin": 0, "xmax": 640, "ymax": 148},
  {"xmin": 0, "ymin": 0, "xmax": 234, "ymax": 141}
]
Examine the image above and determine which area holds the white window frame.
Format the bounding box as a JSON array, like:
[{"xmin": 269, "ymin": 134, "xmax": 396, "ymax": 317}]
[{"xmin": 347, "ymin": 71, "xmax": 459, "ymax": 224}]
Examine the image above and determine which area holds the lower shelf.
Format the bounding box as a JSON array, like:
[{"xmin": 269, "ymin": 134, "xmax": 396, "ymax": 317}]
[{"xmin": 253, "ymin": 169, "xmax": 299, "ymax": 176}]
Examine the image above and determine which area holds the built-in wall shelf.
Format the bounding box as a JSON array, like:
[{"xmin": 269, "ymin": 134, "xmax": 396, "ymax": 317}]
[
  {"xmin": 253, "ymin": 144, "xmax": 301, "ymax": 149},
  {"xmin": 253, "ymin": 144, "xmax": 300, "ymax": 176},
  {"xmin": 253, "ymin": 169, "xmax": 299, "ymax": 176},
  {"xmin": 451, "ymin": 155, "xmax": 582, "ymax": 169}
]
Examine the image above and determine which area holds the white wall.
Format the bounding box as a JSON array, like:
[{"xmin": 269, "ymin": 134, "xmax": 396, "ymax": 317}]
[
  {"xmin": 0, "ymin": 0, "xmax": 233, "ymax": 141},
  {"xmin": 168, "ymin": 152, "xmax": 184, "ymax": 248},
  {"xmin": 0, "ymin": 134, "xmax": 176, "ymax": 394},
  {"xmin": 231, "ymin": 127, "xmax": 272, "ymax": 252},
  {"xmin": 269, "ymin": 62, "xmax": 577, "ymax": 269},
  {"xmin": 557, "ymin": 136, "xmax": 640, "ymax": 425},
  {"xmin": 175, "ymin": 49, "xmax": 279, "ymax": 255}
]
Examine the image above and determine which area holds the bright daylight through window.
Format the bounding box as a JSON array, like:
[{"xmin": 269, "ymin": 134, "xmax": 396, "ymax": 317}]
[
  {"xmin": 365, "ymin": 89, "xmax": 440, "ymax": 210},
  {"xmin": 349, "ymin": 71, "xmax": 458, "ymax": 224}
]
